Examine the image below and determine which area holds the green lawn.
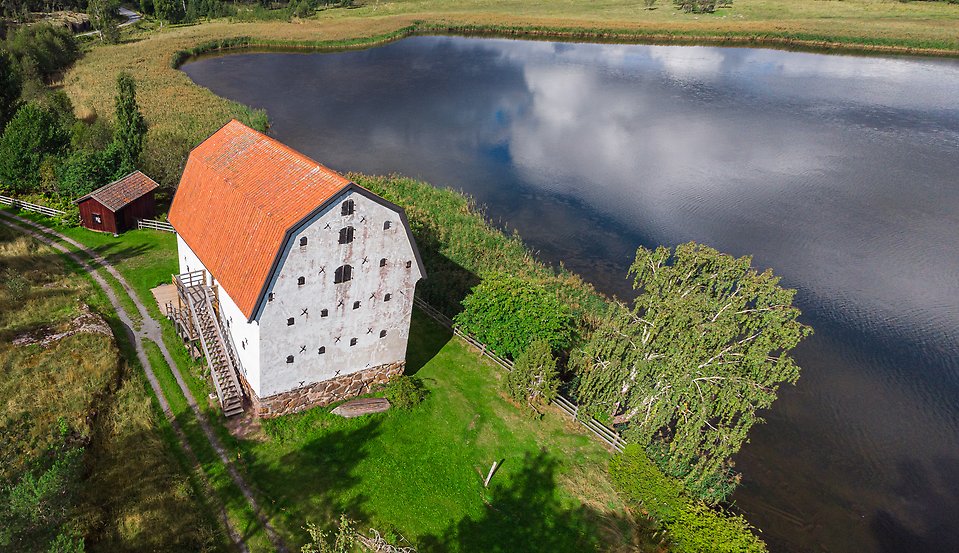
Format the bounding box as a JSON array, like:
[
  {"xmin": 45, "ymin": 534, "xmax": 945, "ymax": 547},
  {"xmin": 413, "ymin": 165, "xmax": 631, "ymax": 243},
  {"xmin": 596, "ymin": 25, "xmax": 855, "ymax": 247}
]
[
  {"xmin": 2, "ymin": 214, "xmax": 650, "ymax": 550},
  {"xmin": 241, "ymin": 312, "xmax": 641, "ymax": 551}
]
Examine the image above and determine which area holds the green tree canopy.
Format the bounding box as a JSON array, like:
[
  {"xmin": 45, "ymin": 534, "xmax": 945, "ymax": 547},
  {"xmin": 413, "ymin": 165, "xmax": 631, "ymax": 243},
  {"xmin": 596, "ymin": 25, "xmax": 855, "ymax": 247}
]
[
  {"xmin": 88, "ymin": 0, "xmax": 122, "ymax": 44},
  {"xmin": 0, "ymin": 50, "xmax": 21, "ymax": 130},
  {"xmin": 56, "ymin": 144, "xmax": 125, "ymax": 199},
  {"xmin": 454, "ymin": 272, "xmax": 574, "ymax": 359},
  {"xmin": 112, "ymin": 72, "xmax": 147, "ymax": 171},
  {"xmin": 3, "ymin": 25, "xmax": 79, "ymax": 81},
  {"xmin": 575, "ymin": 243, "xmax": 811, "ymax": 500},
  {"xmin": 153, "ymin": 0, "xmax": 185, "ymax": 23},
  {"xmin": 0, "ymin": 103, "xmax": 68, "ymax": 194},
  {"xmin": 505, "ymin": 337, "xmax": 560, "ymax": 412}
]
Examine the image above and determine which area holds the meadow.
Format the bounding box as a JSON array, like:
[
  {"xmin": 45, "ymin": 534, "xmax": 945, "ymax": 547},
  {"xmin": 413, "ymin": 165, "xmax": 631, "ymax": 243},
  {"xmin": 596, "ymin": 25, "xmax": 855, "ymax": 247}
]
[{"xmin": 0, "ymin": 223, "xmax": 227, "ymax": 552}]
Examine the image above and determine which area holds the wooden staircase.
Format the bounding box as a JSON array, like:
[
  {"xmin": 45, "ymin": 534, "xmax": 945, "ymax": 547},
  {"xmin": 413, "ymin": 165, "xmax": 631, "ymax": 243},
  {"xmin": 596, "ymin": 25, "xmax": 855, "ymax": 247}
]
[{"xmin": 179, "ymin": 278, "xmax": 244, "ymax": 417}]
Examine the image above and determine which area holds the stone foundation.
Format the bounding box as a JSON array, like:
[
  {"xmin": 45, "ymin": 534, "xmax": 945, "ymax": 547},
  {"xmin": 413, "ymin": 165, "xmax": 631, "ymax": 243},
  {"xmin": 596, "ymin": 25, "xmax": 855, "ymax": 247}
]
[{"xmin": 239, "ymin": 362, "xmax": 405, "ymax": 418}]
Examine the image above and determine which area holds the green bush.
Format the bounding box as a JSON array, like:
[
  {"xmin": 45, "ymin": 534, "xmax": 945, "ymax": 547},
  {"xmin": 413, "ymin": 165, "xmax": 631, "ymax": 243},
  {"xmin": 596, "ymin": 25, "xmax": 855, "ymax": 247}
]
[
  {"xmin": 454, "ymin": 272, "xmax": 574, "ymax": 359},
  {"xmin": 0, "ymin": 103, "xmax": 69, "ymax": 194},
  {"xmin": 383, "ymin": 375, "xmax": 427, "ymax": 409},
  {"xmin": 3, "ymin": 25, "xmax": 80, "ymax": 82},
  {"xmin": 0, "ymin": 50, "xmax": 21, "ymax": 130},
  {"xmin": 56, "ymin": 145, "xmax": 124, "ymax": 199},
  {"xmin": 609, "ymin": 445, "xmax": 766, "ymax": 553},
  {"xmin": 505, "ymin": 338, "xmax": 559, "ymax": 411}
]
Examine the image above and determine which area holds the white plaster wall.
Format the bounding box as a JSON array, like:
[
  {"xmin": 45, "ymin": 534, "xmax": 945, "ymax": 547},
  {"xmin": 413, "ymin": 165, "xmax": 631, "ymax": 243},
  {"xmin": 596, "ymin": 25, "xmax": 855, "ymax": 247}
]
[
  {"xmin": 176, "ymin": 234, "xmax": 262, "ymax": 391},
  {"xmin": 256, "ymin": 190, "xmax": 422, "ymax": 398},
  {"xmin": 177, "ymin": 233, "xmax": 204, "ymax": 276},
  {"xmin": 215, "ymin": 285, "xmax": 261, "ymax": 390}
]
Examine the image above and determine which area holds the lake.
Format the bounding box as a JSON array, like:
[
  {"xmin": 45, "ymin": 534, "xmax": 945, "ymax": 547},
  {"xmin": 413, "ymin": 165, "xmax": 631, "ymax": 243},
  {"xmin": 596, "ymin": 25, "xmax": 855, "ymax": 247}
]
[{"xmin": 182, "ymin": 36, "xmax": 959, "ymax": 553}]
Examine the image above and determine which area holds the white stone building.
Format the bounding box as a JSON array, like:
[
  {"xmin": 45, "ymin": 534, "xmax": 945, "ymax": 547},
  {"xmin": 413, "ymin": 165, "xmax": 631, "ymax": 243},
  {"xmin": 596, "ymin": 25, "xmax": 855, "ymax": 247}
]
[{"xmin": 168, "ymin": 120, "xmax": 424, "ymax": 417}]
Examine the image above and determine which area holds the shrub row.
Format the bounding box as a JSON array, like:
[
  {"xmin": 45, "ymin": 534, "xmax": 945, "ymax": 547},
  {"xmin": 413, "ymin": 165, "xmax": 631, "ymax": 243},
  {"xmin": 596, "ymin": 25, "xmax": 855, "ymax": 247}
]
[{"xmin": 609, "ymin": 445, "xmax": 767, "ymax": 553}]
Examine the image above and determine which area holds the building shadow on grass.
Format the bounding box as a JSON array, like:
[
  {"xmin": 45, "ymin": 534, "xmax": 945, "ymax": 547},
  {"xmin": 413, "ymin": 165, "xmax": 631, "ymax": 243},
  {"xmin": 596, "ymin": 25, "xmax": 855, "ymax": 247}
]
[
  {"xmin": 412, "ymin": 230, "xmax": 481, "ymax": 321},
  {"xmin": 250, "ymin": 416, "xmax": 384, "ymax": 540},
  {"xmin": 405, "ymin": 230, "xmax": 482, "ymax": 376},
  {"xmin": 405, "ymin": 311, "xmax": 453, "ymax": 377},
  {"xmin": 416, "ymin": 449, "xmax": 650, "ymax": 553}
]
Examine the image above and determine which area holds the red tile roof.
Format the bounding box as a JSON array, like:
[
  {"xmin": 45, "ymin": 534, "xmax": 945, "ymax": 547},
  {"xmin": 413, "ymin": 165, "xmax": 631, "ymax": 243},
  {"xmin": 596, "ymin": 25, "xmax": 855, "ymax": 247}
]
[
  {"xmin": 75, "ymin": 170, "xmax": 158, "ymax": 211},
  {"xmin": 169, "ymin": 120, "xmax": 353, "ymax": 320}
]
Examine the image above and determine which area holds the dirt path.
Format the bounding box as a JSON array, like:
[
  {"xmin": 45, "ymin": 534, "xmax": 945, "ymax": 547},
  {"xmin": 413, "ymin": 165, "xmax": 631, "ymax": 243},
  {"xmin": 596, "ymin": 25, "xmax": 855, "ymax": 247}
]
[{"xmin": 0, "ymin": 211, "xmax": 287, "ymax": 553}]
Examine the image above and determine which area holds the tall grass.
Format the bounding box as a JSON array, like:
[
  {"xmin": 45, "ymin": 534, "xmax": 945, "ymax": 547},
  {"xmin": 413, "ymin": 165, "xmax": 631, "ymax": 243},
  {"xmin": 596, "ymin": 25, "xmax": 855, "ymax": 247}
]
[{"xmin": 0, "ymin": 226, "xmax": 226, "ymax": 551}]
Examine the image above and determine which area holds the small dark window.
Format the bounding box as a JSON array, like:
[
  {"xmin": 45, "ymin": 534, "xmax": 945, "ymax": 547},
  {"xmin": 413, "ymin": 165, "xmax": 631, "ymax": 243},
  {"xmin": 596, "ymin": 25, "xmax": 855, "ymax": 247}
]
[
  {"xmin": 350, "ymin": 338, "xmax": 357, "ymax": 346},
  {"xmin": 299, "ymin": 236, "xmax": 308, "ymax": 247},
  {"xmin": 338, "ymin": 226, "xmax": 355, "ymax": 244},
  {"xmin": 383, "ymin": 221, "xmax": 392, "ymax": 230},
  {"xmin": 406, "ymin": 260, "xmax": 412, "ymax": 269},
  {"xmin": 334, "ymin": 265, "xmax": 353, "ymax": 284},
  {"xmin": 297, "ymin": 276, "xmax": 305, "ymax": 286},
  {"xmin": 379, "ymin": 258, "xmax": 387, "ymax": 267},
  {"xmin": 287, "ymin": 317, "xmax": 294, "ymax": 326},
  {"xmin": 353, "ymin": 301, "xmax": 360, "ymax": 310},
  {"xmin": 379, "ymin": 330, "xmax": 387, "ymax": 338},
  {"xmin": 318, "ymin": 346, "xmax": 326, "ymax": 354},
  {"xmin": 321, "ymin": 309, "xmax": 329, "ymax": 317},
  {"xmin": 341, "ymin": 199, "xmax": 355, "ymax": 215},
  {"xmin": 268, "ymin": 293, "xmax": 275, "ymax": 302},
  {"xmin": 92, "ymin": 213, "xmax": 102, "ymax": 224},
  {"xmin": 241, "ymin": 341, "xmax": 246, "ymax": 350},
  {"xmin": 286, "ymin": 355, "xmax": 294, "ymax": 363},
  {"xmin": 384, "ymin": 293, "xmax": 391, "ymax": 302}
]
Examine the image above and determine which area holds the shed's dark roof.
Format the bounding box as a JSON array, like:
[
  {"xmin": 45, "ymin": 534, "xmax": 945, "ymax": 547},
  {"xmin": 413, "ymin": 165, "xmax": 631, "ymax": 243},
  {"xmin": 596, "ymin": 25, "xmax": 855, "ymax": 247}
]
[{"xmin": 75, "ymin": 171, "xmax": 159, "ymax": 212}]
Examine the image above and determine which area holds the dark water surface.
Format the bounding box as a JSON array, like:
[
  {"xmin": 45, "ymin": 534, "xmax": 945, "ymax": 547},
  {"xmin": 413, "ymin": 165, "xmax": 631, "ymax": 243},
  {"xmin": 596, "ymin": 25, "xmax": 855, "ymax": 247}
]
[{"xmin": 182, "ymin": 37, "xmax": 959, "ymax": 553}]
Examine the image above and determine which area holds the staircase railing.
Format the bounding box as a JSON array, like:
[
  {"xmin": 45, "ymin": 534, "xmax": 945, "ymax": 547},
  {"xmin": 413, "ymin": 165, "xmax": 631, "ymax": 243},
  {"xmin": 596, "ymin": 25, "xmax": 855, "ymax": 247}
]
[{"xmin": 182, "ymin": 281, "xmax": 244, "ymax": 417}]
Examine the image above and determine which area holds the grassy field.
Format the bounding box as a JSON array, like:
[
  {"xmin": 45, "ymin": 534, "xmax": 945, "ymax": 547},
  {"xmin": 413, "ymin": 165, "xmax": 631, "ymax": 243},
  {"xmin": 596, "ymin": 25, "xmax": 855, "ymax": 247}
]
[
  {"xmin": 0, "ymin": 209, "xmax": 280, "ymax": 551},
  {"xmin": 0, "ymin": 188, "xmax": 633, "ymax": 549},
  {"xmin": 0, "ymin": 224, "xmax": 227, "ymax": 552},
  {"xmin": 240, "ymin": 311, "xmax": 651, "ymax": 551},
  {"xmin": 60, "ymin": 0, "xmax": 959, "ymax": 181},
  {"xmin": 2, "ymin": 213, "xmax": 658, "ymax": 550}
]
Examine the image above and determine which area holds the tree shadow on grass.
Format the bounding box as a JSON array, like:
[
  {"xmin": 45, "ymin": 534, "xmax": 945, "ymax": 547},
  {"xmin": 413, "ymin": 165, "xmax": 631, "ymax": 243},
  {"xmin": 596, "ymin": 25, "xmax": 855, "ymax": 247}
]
[
  {"xmin": 250, "ymin": 415, "xmax": 384, "ymax": 542},
  {"xmin": 88, "ymin": 243, "xmax": 155, "ymax": 268},
  {"xmin": 417, "ymin": 449, "xmax": 645, "ymax": 553}
]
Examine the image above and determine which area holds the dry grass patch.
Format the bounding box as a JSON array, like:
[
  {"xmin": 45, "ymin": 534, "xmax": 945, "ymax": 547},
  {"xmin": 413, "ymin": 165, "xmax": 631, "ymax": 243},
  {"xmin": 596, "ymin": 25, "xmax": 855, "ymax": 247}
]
[{"xmin": 0, "ymin": 225, "xmax": 226, "ymax": 551}]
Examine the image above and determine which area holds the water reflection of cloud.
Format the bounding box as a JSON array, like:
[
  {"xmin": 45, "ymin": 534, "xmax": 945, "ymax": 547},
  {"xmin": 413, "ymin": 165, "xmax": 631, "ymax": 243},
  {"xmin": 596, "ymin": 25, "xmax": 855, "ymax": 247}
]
[{"xmin": 469, "ymin": 38, "xmax": 959, "ymax": 343}]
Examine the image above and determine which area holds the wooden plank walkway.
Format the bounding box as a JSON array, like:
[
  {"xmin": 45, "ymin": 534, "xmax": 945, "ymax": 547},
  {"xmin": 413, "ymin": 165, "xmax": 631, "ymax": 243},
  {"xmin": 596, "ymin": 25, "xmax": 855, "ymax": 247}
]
[{"xmin": 331, "ymin": 397, "xmax": 392, "ymax": 418}]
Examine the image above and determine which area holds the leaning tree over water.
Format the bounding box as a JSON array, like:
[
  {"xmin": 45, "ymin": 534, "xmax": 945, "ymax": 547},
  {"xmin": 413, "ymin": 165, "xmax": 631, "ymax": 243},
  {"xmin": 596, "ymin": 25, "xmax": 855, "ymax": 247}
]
[{"xmin": 575, "ymin": 242, "xmax": 811, "ymax": 502}]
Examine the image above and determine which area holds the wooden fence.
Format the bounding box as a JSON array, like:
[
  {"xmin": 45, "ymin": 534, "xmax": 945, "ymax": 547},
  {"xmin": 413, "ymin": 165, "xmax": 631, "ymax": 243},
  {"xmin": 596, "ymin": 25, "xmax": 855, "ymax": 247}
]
[
  {"xmin": 0, "ymin": 195, "xmax": 67, "ymax": 218},
  {"xmin": 137, "ymin": 218, "xmax": 175, "ymax": 233},
  {"xmin": 412, "ymin": 297, "xmax": 626, "ymax": 453}
]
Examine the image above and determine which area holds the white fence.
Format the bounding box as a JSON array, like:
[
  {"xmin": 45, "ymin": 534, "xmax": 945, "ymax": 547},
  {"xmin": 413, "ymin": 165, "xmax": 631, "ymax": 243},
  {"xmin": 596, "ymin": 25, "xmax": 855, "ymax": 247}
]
[
  {"xmin": 0, "ymin": 195, "xmax": 67, "ymax": 218},
  {"xmin": 412, "ymin": 297, "xmax": 627, "ymax": 453},
  {"xmin": 137, "ymin": 218, "xmax": 175, "ymax": 233}
]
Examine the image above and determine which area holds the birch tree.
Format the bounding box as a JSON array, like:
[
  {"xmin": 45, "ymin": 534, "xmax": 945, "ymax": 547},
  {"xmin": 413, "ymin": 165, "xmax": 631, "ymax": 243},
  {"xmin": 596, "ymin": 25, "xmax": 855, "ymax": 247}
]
[{"xmin": 575, "ymin": 242, "xmax": 811, "ymax": 499}]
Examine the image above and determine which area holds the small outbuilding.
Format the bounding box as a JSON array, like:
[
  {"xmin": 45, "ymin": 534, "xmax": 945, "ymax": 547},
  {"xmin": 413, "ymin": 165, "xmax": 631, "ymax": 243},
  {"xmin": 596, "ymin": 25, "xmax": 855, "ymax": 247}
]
[{"xmin": 76, "ymin": 171, "xmax": 159, "ymax": 234}]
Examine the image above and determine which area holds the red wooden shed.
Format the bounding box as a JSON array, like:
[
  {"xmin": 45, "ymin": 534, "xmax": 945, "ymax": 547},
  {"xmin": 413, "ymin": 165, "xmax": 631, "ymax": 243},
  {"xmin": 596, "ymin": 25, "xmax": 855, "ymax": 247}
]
[{"xmin": 75, "ymin": 171, "xmax": 159, "ymax": 234}]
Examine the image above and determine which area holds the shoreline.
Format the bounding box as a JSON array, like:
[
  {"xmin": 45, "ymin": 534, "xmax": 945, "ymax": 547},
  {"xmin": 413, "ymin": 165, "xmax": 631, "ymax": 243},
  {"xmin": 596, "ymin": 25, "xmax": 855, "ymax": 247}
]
[{"xmin": 170, "ymin": 21, "xmax": 959, "ymax": 70}]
